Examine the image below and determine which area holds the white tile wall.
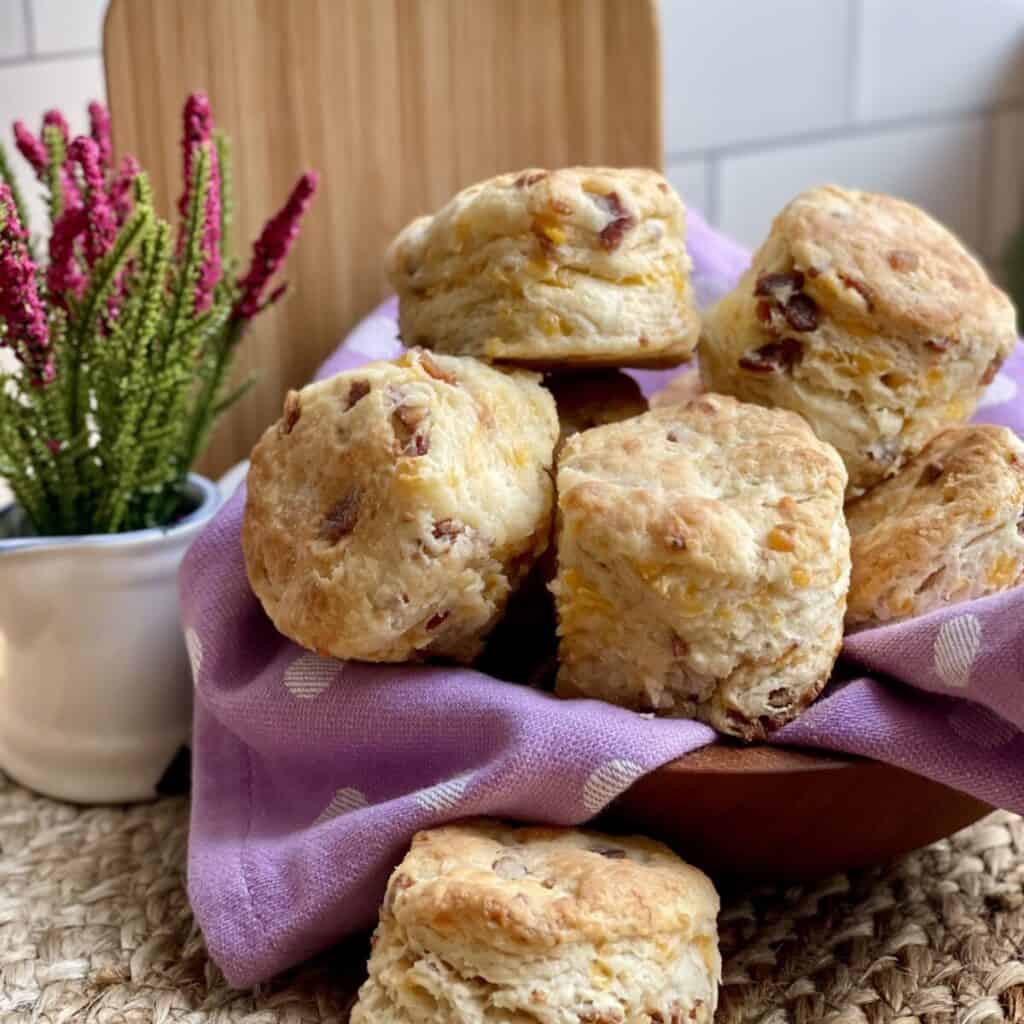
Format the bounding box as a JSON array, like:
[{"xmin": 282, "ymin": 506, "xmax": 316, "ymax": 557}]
[
  {"xmin": 718, "ymin": 118, "xmax": 989, "ymax": 254},
  {"xmin": 0, "ymin": 54, "xmax": 105, "ymax": 233},
  {"xmin": 29, "ymin": 0, "xmax": 106, "ymax": 54},
  {"xmin": 0, "ymin": 0, "xmax": 1022, "ymax": 277},
  {"xmin": 0, "ymin": 1, "xmax": 28, "ymax": 60},
  {"xmin": 856, "ymin": 0, "xmax": 1024, "ymax": 122},
  {"xmin": 989, "ymin": 108, "xmax": 1024, "ymax": 265},
  {"xmin": 664, "ymin": 158, "xmax": 709, "ymax": 218},
  {"xmin": 661, "ymin": 0, "xmax": 852, "ymax": 153}
]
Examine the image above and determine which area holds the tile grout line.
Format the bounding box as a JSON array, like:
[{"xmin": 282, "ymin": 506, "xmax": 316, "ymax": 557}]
[
  {"xmin": 0, "ymin": 47, "xmax": 99, "ymax": 70},
  {"xmin": 705, "ymin": 153, "xmax": 720, "ymax": 227},
  {"xmin": 663, "ymin": 100, "xmax": 1024, "ymax": 166},
  {"xmin": 845, "ymin": 0, "xmax": 864, "ymax": 125},
  {"xmin": 20, "ymin": 0, "xmax": 34, "ymax": 56}
]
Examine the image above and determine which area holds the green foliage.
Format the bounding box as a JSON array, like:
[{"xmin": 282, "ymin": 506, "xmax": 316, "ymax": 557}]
[{"xmin": 0, "ymin": 149, "xmax": 247, "ymax": 537}]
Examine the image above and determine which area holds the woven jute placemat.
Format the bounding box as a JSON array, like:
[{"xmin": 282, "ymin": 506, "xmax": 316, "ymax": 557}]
[{"xmin": 1, "ymin": 772, "xmax": 1021, "ymax": 1024}]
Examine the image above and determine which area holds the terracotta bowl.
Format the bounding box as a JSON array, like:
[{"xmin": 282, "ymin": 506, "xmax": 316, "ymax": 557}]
[{"xmin": 602, "ymin": 744, "xmax": 992, "ymax": 880}]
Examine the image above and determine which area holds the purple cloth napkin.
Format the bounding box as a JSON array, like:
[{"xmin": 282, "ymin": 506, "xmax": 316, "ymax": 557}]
[{"xmin": 181, "ymin": 212, "xmax": 1024, "ymax": 987}]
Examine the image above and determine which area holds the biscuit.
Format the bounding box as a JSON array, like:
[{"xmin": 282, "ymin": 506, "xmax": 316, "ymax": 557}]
[
  {"xmin": 546, "ymin": 369, "xmax": 648, "ymax": 453},
  {"xmin": 350, "ymin": 820, "xmax": 720, "ymax": 1024},
  {"xmin": 846, "ymin": 424, "xmax": 1024, "ymax": 629},
  {"xmin": 700, "ymin": 186, "xmax": 1017, "ymax": 495},
  {"xmin": 387, "ymin": 167, "xmax": 700, "ymax": 369},
  {"xmin": 243, "ymin": 350, "xmax": 558, "ymax": 663},
  {"xmin": 552, "ymin": 394, "xmax": 850, "ymax": 740}
]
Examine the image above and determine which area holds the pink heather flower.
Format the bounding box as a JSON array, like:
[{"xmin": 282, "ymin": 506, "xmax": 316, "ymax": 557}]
[
  {"xmin": 68, "ymin": 136, "xmax": 116, "ymax": 267},
  {"xmin": 13, "ymin": 122, "xmax": 47, "ymax": 177},
  {"xmin": 233, "ymin": 172, "xmax": 318, "ymax": 322},
  {"xmin": 42, "ymin": 109, "xmax": 70, "ymax": 146},
  {"xmin": 87, "ymin": 101, "xmax": 112, "ymax": 170},
  {"xmin": 45, "ymin": 438, "xmax": 61, "ymax": 455},
  {"xmin": 109, "ymin": 155, "xmax": 140, "ymax": 224},
  {"xmin": 194, "ymin": 141, "xmax": 222, "ymax": 313},
  {"xmin": 0, "ymin": 186, "xmax": 52, "ymax": 386},
  {"xmin": 178, "ymin": 92, "xmax": 213, "ymax": 222},
  {"xmin": 47, "ymin": 204, "xmax": 87, "ymax": 302}
]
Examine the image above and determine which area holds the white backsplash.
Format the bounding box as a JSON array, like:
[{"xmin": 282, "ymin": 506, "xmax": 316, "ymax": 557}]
[{"xmin": 1, "ymin": 0, "xmax": 1023, "ymax": 267}]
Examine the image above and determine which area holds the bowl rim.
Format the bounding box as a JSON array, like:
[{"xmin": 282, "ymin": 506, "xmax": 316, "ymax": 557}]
[{"xmin": 0, "ymin": 473, "xmax": 221, "ymax": 555}]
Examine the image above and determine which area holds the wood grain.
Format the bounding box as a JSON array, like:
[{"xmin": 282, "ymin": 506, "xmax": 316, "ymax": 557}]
[
  {"xmin": 103, "ymin": 0, "xmax": 662, "ymax": 476},
  {"xmin": 606, "ymin": 744, "xmax": 992, "ymax": 879}
]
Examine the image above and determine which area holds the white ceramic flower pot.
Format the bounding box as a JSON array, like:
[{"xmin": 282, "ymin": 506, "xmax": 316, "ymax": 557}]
[{"xmin": 0, "ymin": 474, "xmax": 221, "ymax": 804}]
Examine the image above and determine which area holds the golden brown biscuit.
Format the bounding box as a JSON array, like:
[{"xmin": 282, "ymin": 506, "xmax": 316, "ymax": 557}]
[
  {"xmin": 387, "ymin": 167, "xmax": 700, "ymax": 369},
  {"xmin": 700, "ymin": 186, "xmax": 1017, "ymax": 495},
  {"xmin": 846, "ymin": 424, "xmax": 1024, "ymax": 629},
  {"xmin": 351, "ymin": 820, "xmax": 720, "ymax": 1024},
  {"xmin": 552, "ymin": 394, "xmax": 850, "ymax": 740},
  {"xmin": 243, "ymin": 350, "xmax": 558, "ymax": 663}
]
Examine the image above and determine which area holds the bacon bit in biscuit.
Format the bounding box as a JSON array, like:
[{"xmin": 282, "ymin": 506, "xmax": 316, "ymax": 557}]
[
  {"xmin": 391, "ymin": 396, "xmax": 431, "ymax": 456},
  {"xmin": 738, "ymin": 338, "xmax": 803, "ymax": 373},
  {"xmin": 592, "ymin": 191, "xmax": 635, "ymax": 250},
  {"xmin": 280, "ymin": 390, "xmax": 301, "ymax": 434},
  {"xmin": 805, "ymin": 265, "xmax": 821, "ymax": 278},
  {"xmin": 925, "ymin": 337, "xmax": 952, "ymax": 352},
  {"xmin": 432, "ymin": 518, "xmax": 462, "ymax": 540},
  {"xmin": 755, "ymin": 300, "xmax": 773, "ymax": 324},
  {"xmin": 419, "ymin": 352, "xmax": 456, "ymax": 384},
  {"xmin": 671, "ymin": 634, "xmax": 688, "ymax": 658},
  {"xmin": 754, "ymin": 271, "xmax": 804, "ymax": 297},
  {"xmin": 657, "ymin": 181, "xmax": 668, "ymax": 193},
  {"xmin": 919, "ymin": 462, "xmax": 944, "ymax": 485},
  {"xmin": 839, "ymin": 273, "xmax": 876, "ymax": 312},
  {"xmin": 549, "ymin": 198, "xmax": 573, "ymax": 215},
  {"xmin": 981, "ymin": 355, "xmax": 1004, "ymax": 386},
  {"xmin": 783, "ymin": 293, "xmax": 819, "ymax": 332},
  {"xmin": 393, "ymin": 400, "xmax": 427, "ymax": 431},
  {"xmin": 888, "ymin": 249, "xmax": 919, "ymax": 272},
  {"xmin": 320, "ymin": 490, "xmax": 360, "ymax": 543},
  {"xmin": 667, "ymin": 429, "xmax": 682, "ymax": 443},
  {"xmin": 515, "ymin": 170, "xmax": 548, "ymax": 188},
  {"xmin": 425, "ymin": 610, "xmax": 449, "ymax": 630},
  {"xmin": 347, "ymin": 379, "xmax": 371, "ymax": 409}
]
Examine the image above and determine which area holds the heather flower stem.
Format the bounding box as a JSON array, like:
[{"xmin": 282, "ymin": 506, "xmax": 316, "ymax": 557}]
[
  {"xmin": 177, "ymin": 318, "xmax": 245, "ymax": 477},
  {"xmin": 215, "ymin": 132, "xmax": 232, "ymax": 262},
  {"xmin": 41, "ymin": 124, "xmax": 66, "ymax": 223},
  {"xmin": 98, "ymin": 220, "xmax": 170, "ymax": 533},
  {"xmin": 141, "ymin": 149, "xmax": 211, "ymax": 526},
  {"xmin": 67, "ymin": 205, "xmax": 151, "ymax": 442}
]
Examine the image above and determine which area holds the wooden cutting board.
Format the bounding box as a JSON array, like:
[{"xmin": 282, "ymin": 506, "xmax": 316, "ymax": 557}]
[{"xmin": 103, "ymin": 0, "xmax": 662, "ymax": 477}]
